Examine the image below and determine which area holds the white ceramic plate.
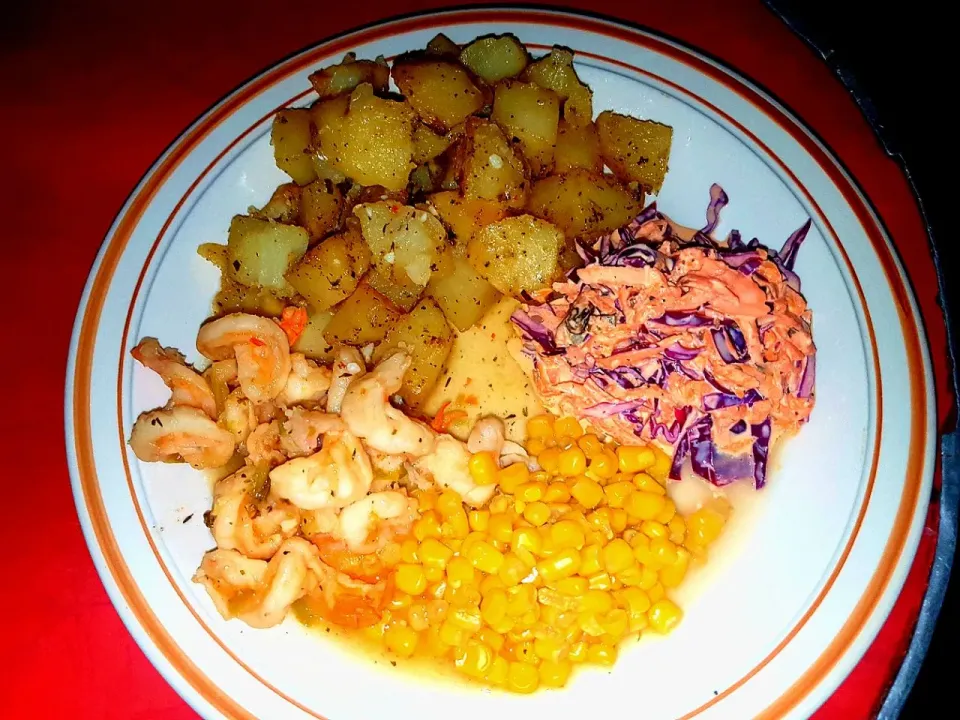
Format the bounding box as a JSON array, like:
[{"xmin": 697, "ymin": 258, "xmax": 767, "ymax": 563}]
[{"xmin": 66, "ymin": 8, "xmax": 935, "ymax": 720}]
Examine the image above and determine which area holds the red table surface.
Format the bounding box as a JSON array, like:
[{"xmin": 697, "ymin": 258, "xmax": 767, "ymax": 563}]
[{"xmin": 1, "ymin": 0, "xmax": 951, "ymax": 717}]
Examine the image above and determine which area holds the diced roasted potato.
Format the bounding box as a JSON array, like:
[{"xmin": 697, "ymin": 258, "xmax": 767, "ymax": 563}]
[
  {"xmin": 373, "ymin": 298, "xmax": 454, "ymax": 408},
  {"xmin": 365, "ymin": 262, "xmax": 425, "ymax": 312},
  {"xmin": 308, "ymin": 53, "xmax": 389, "ymax": 98},
  {"xmin": 459, "ymin": 34, "xmax": 529, "ymax": 84},
  {"xmin": 299, "ymin": 180, "xmax": 343, "ymax": 239},
  {"xmin": 227, "ymin": 216, "xmax": 309, "ymax": 295},
  {"xmin": 254, "ymin": 183, "xmax": 302, "ymax": 223},
  {"xmin": 271, "ymin": 109, "xmax": 317, "ymax": 185},
  {"xmin": 526, "ymin": 170, "xmax": 643, "ymax": 240},
  {"xmin": 291, "ymin": 309, "xmax": 335, "ymax": 362},
  {"xmin": 353, "ymin": 201, "xmax": 449, "ymax": 286},
  {"xmin": 322, "ymin": 283, "xmax": 403, "ymax": 346},
  {"xmin": 521, "ymin": 47, "xmax": 593, "ymax": 128},
  {"xmin": 413, "ymin": 124, "xmax": 453, "ymax": 164},
  {"xmin": 596, "ymin": 111, "xmax": 673, "ymax": 193},
  {"xmin": 197, "ymin": 242, "xmax": 230, "ymax": 274},
  {"xmin": 308, "ymin": 95, "xmax": 350, "ymax": 183},
  {"xmin": 285, "ymin": 225, "xmax": 371, "ymax": 311},
  {"xmin": 426, "ymin": 33, "xmax": 461, "ymax": 57},
  {"xmin": 392, "ymin": 58, "xmax": 486, "ymax": 131},
  {"xmin": 212, "ymin": 276, "xmax": 287, "ymax": 318},
  {"xmin": 554, "ymin": 120, "xmax": 603, "ymax": 174},
  {"xmin": 427, "ymin": 256, "xmax": 500, "ymax": 331},
  {"xmin": 491, "ymin": 81, "xmax": 560, "ymax": 175},
  {"xmin": 428, "ymin": 190, "xmax": 508, "ymax": 256},
  {"xmin": 457, "ymin": 118, "xmax": 528, "ymax": 207},
  {"xmin": 315, "ymin": 84, "xmax": 415, "ymax": 191},
  {"xmin": 467, "ymin": 214, "xmax": 564, "ymax": 296}
]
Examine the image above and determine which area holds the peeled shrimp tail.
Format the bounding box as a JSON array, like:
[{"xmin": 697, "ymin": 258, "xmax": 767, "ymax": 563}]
[
  {"xmin": 326, "ymin": 345, "xmax": 365, "ymax": 414},
  {"xmin": 129, "ymin": 406, "xmax": 236, "ymax": 469},
  {"xmin": 268, "ymin": 431, "xmax": 373, "ymax": 510},
  {"xmin": 131, "ymin": 337, "xmax": 217, "ymax": 418},
  {"xmin": 211, "ymin": 468, "xmax": 300, "ymax": 559}
]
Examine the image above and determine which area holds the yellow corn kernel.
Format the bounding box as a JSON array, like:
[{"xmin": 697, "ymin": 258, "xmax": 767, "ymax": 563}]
[
  {"xmin": 538, "ymin": 447, "xmax": 562, "ymax": 474},
  {"xmin": 383, "ymin": 623, "xmax": 419, "ymax": 657},
  {"xmin": 656, "ymin": 498, "xmax": 677, "ymax": 524},
  {"xmin": 586, "ymin": 642, "xmax": 618, "ymax": 666},
  {"xmin": 634, "ymin": 472, "xmax": 666, "ymax": 495},
  {"xmin": 587, "ymin": 507, "xmax": 614, "ymax": 534},
  {"xmin": 505, "ymin": 585, "xmax": 537, "ymax": 617},
  {"xmin": 543, "ymin": 482, "xmax": 572, "ymax": 503},
  {"xmin": 487, "ymin": 655, "xmax": 509, "ymax": 685},
  {"xmin": 417, "ymin": 538, "xmax": 453, "ymax": 570},
  {"xmin": 603, "ymin": 480, "xmax": 635, "ymax": 509},
  {"xmin": 460, "ymin": 531, "xmax": 483, "ymax": 557},
  {"xmin": 537, "ymin": 658, "xmax": 572, "ymax": 688},
  {"xmin": 648, "ymin": 583, "xmax": 666, "ymax": 603},
  {"xmin": 532, "ymin": 636, "xmax": 565, "ymax": 663},
  {"xmin": 550, "ymin": 520, "xmax": 586, "ymax": 550},
  {"xmin": 443, "ymin": 509, "xmax": 470, "ymax": 539},
  {"xmin": 489, "ymin": 494, "xmax": 512, "ymax": 514},
  {"xmin": 423, "ymin": 565, "xmax": 445, "ymax": 582},
  {"xmin": 437, "ymin": 490, "xmax": 464, "ymax": 518},
  {"xmin": 446, "ymin": 583, "xmax": 482, "ymax": 608},
  {"xmin": 637, "ymin": 565, "xmax": 659, "ymax": 590},
  {"xmin": 498, "ymin": 553, "xmax": 529, "ymax": 586},
  {"xmin": 554, "ymin": 415, "xmax": 583, "ymax": 439},
  {"xmin": 611, "ymin": 509, "xmax": 628, "ymax": 534},
  {"xmin": 394, "ymin": 563, "xmax": 427, "ymax": 595},
  {"xmin": 507, "ymin": 661, "xmax": 540, "ymax": 693},
  {"xmin": 466, "ymin": 541, "xmax": 505, "ymax": 575},
  {"xmin": 527, "ymin": 414, "xmax": 555, "ymax": 439},
  {"xmin": 649, "ymin": 446, "xmax": 673, "ymax": 482},
  {"xmin": 617, "ymin": 445, "xmax": 655, "ymax": 473},
  {"xmin": 625, "ymin": 491, "xmax": 666, "ymax": 521},
  {"xmin": 650, "ymin": 537, "xmax": 679, "ymax": 567},
  {"xmin": 585, "ymin": 450, "xmax": 617, "ymax": 481},
  {"xmin": 412, "ymin": 511, "xmax": 443, "ymax": 541},
  {"xmin": 579, "ymin": 544, "xmax": 603, "ymax": 575},
  {"xmin": 523, "ymin": 501, "xmax": 551, "ymax": 526},
  {"xmin": 416, "ymin": 489, "xmax": 440, "ymax": 511},
  {"xmin": 480, "ymin": 588, "xmax": 508, "ymax": 625},
  {"xmin": 536, "ymin": 548, "xmax": 581, "ymax": 582},
  {"xmin": 510, "ymin": 525, "xmax": 540, "ymax": 553},
  {"xmin": 388, "ymin": 592, "xmax": 414, "ymax": 610},
  {"xmin": 641, "ymin": 519, "xmax": 669, "ymax": 540},
  {"xmin": 449, "ymin": 605, "xmax": 483, "ymax": 633},
  {"xmin": 616, "ymin": 586, "xmax": 651, "ymax": 615},
  {"xmin": 525, "ymin": 437, "xmax": 547, "ymax": 456},
  {"xmin": 648, "ymin": 598, "xmax": 683, "ymax": 633},
  {"xmin": 558, "ymin": 447, "xmax": 587, "ymax": 477},
  {"xmin": 616, "ymin": 565, "xmax": 643, "ymax": 587},
  {"xmin": 479, "ymin": 572, "xmax": 505, "ymax": 595},
  {"xmin": 439, "ymin": 619, "xmax": 467, "ymax": 646},
  {"xmin": 488, "ymin": 513, "xmax": 514, "ymax": 545},
  {"xmin": 553, "ymin": 576, "xmax": 588, "ymax": 596},
  {"xmin": 454, "ymin": 639, "xmax": 494, "ymax": 678},
  {"xmin": 476, "ymin": 627, "xmax": 504, "ymax": 652},
  {"xmin": 660, "ymin": 547, "xmax": 691, "ymax": 588},
  {"xmin": 570, "ymin": 477, "xmax": 604, "ymax": 508},
  {"xmin": 686, "ymin": 505, "xmax": 727, "ymax": 547},
  {"xmin": 379, "ymin": 541, "xmax": 402, "ymax": 567},
  {"xmin": 587, "ymin": 571, "xmax": 613, "ymax": 591},
  {"xmin": 599, "ymin": 608, "xmax": 629, "ymax": 639},
  {"xmin": 516, "ymin": 481, "xmax": 546, "ymax": 502},
  {"xmin": 446, "ymin": 556, "xmax": 476, "ymax": 587},
  {"xmin": 424, "ymin": 626, "xmax": 446, "ymax": 656},
  {"xmin": 602, "ymin": 539, "xmax": 635, "ymax": 575},
  {"xmin": 668, "ymin": 515, "xmax": 686, "ymax": 544},
  {"xmin": 579, "ymin": 589, "xmax": 614, "ymax": 613},
  {"xmin": 498, "ymin": 462, "xmax": 530, "ymax": 494},
  {"xmin": 576, "ymin": 432, "xmax": 603, "ymax": 457},
  {"xmin": 568, "ymin": 640, "xmax": 589, "ymax": 663},
  {"xmin": 467, "ymin": 509, "xmax": 490, "ymax": 532},
  {"xmin": 468, "ymin": 451, "xmax": 499, "ymax": 486}
]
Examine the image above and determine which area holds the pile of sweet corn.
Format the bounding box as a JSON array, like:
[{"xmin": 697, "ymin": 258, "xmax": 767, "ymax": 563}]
[{"xmin": 365, "ymin": 415, "xmax": 729, "ymax": 693}]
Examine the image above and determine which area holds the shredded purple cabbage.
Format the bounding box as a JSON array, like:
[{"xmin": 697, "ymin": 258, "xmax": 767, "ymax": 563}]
[
  {"xmin": 710, "ymin": 321, "xmax": 749, "ymax": 363},
  {"xmin": 652, "ymin": 310, "xmax": 712, "ymax": 328},
  {"xmin": 798, "ymin": 354, "xmax": 816, "ymax": 399},
  {"xmin": 511, "ymin": 309, "xmax": 561, "ymax": 356},
  {"xmin": 700, "ymin": 183, "xmax": 729, "ymax": 235},
  {"xmin": 702, "ymin": 388, "xmax": 762, "ymax": 411},
  {"xmin": 751, "ymin": 418, "xmax": 772, "ymax": 489}
]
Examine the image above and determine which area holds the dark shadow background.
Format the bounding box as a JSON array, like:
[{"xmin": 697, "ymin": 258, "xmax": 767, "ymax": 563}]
[{"xmin": 766, "ymin": 0, "xmax": 956, "ymax": 716}]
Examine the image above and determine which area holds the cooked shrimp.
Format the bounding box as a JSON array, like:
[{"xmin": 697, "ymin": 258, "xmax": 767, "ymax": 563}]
[
  {"xmin": 196, "ymin": 313, "xmax": 291, "ymax": 403},
  {"xmin": 210, "ymin": 466, "xmax": 300, "ymax": 559},
  {"xmin": 500, "ymin": 441, "xmax": 540, "ymax": 471},
  {"xmin": 340, "ymin": 351, "xmax": 436, "ymax": 457},
  {"xmin": 268, "ymin": 431, "xmax": 373, "ymax": 510},
  {"xmin": 245, "ymin": 421, "xmax": 287, "ymax": 467},
  {"xmin": 277, "ymin": 354, "xmax": 332, "ymax": 407},
  {"xmin": 219, "ymin": 389, "xmax": 257, "ymax": 445},
  {"xmin": 131, "ymin": 338, "xmax": 218, "ymax": 418},
  {"xmin": 336, "ymin": 490, "xmax": 417, "ymax": 553},
  {"xmin": 467, "ymin": 416, "xmax": 506, "ymax": 455},
  {"xmin": 414, "ymin": 435, "xmax": 495, "ymax": 507},
  {"xmin": 279, "ymin": 408, "xmax": 344, "ymax": 458},
  {"xmin": 326, "ymin": 345, "xmax": 365, "ymax": 414},
  {"xmin": 129, "ymin": 406, "xmax": 235, "ymax": 469}
]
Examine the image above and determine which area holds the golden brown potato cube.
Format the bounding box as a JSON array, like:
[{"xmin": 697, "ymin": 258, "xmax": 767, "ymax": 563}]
[
  {"xmin": 392, "ymin": 59, "xmax": 486, "ymax": 132},
  {"xmin": 308, "ymin": 95, "xmax": 350, "ymax": 183},
  {"xmin": 427, "ymin": 256, "xmax": 501, "ymax": 331},
  {"xmin": 227, "ymin": 216, "xmax": 309, "ymax": 295},
  {"xmin": 299, "ymin": 180, "xmax": 343, "ymax": 240},
  {"xmin": 522, "ymin": 47, "xmax": 593, "ymax": 128},
  {"xmin": 271, "ymin": 109, "xmax": 317, "ymax": 185},
  {"xmin": 467, "ymin": 215, "xmax": 564, "ymax": 297},
  {"xmin": 212, "ymin": 277, "xmax": 287, "ymax": 318},
  {"xmin": 596, "ymin": 111, "xmax": 673, "ymax": 193},
  {"xmin": 491, "ymin": 81, "xmax": 560, "ymax": 175},
  {"xmin": 365, "ymin": 262, "xmax": 425, "ymax": 312},
  {"xmin": 315, "ymin": 84, "xmax": 415, "ymax": 191},
  {"xmin": 526, "ymin": 170, "xmax": 643, "ymax": 241},
  {"xmin": 458, "ymin": 118, "xmax": 528, "ymax": 207},
  {"xmin": 353, "ymin": 201, "xmax": 449, "ymax": 286},
  {"xmin": 428, "ymin": 190, "xmax": 508, "ymax": 256},
  {"xmin": 459, "ymin": 34, "xmax": 529, "ymax": 84},
  {"xmin": 291, "ymin": 309, "xmax": 335, "ymax": 362},
  {"xmin": 412, "ymin": 124, "xmax": 453, "ymax": 164},
  {"xmin": 322, "ymin": 284, "xmax": 403, "ymax": 346},
  {"xmin": 554, "ymin": 120, "xmax": 603, "ymax": 174},
  {"xmin": 254, "ymin": 183, "xmax": 302, "ymax": 223},
  {"xmin": 285, "ymin": 225, "xmax": 371, "ymax": 311},
  {"xmin": 197, "ymin": 242, "xmax": 230, "ymax": 273},
  {"xmin": 426, "ymin": 33, "xmax": 460, "ymax": 57},
  {"xmin": 308, "ymin": 53, "xmax": 389, "ymax": 98},
  {"xmin": 373, "ymin": 298, "xmax": 454, "ymax": 408}
]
